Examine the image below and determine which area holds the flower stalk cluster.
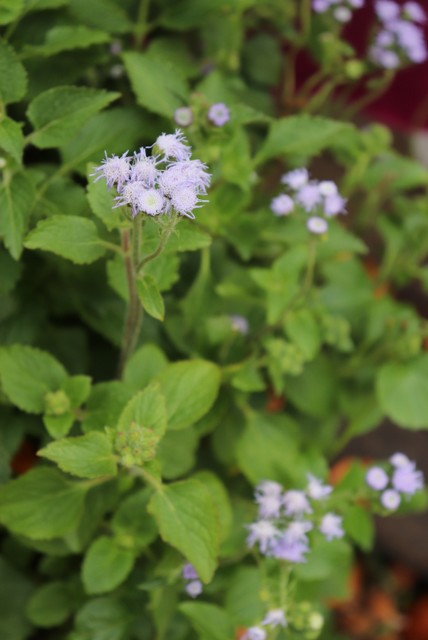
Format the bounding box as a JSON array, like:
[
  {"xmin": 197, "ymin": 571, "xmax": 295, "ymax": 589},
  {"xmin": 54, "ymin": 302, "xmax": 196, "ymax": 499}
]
[
  {"xmin": 370, "ymin": 0, "xmax": 427, "ymax": 68},
  {"xmin": 271, "ymin": 168, "xmax": 346, "ymax": 235}
]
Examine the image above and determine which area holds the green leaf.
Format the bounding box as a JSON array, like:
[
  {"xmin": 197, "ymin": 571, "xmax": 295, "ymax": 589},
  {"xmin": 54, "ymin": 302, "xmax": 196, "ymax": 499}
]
[
  {"xmin": 123, "ymin": 344, "xmax": 168, "ymax": 392},
  {"xmin": 28, "ymin": 0, "xmax": 69, "ymax": 9},
  {"xmin": 27, "ymin": 86, "xmax": 119, "ymax": 148},
  {"xmin": 74, "ymin": 597, "xmax": 133, "ymax": 640},
  {"xmin": 0, "ymin": 118, "xmax": 24, "ymax": 164},
  {"xmin": 62, "ymin": 374, "xmax": 92, "ymax": 408},
  {"xmin": 376, "ymin": 355, "xmax": 428, "ymax": 429},
  {"xmin": 179, "ymin": 602, "xmax": 234, "ymax": 640},
  {"xmin": 38, "ymin": 432, "xmax": 117, "ymax": 479},
  {"xmin": 225, "ymin": 567, "xmax": 263, "ymax": 627},
  {"xmin": 0, "ymin": 172, "xmax": 35, "ymax": 259},
  {"xmin": 254, "ymin": 115, "xmax": 351, "ymax": 165},
  {"xmin": 82, "ymin": 536, "xmax": 135, "ymax": 595},
  {"xmin": 0, "ymin": 557, "xmax": 33, "ymax": 640},
  {"xmin": 69, "ymin": 0, "xmax": 132, "ymax": 33},
  {"xmin": 0, "ymin": 0, "xmax": 25, "ymax": 25},
  {"xmin": 82, "ymin": 381, "xmax": 132, "ymax": 433},
  {"xmin": 87, "ymin": 166, "xmax": 121, "ymax": 231},
  {"xmin": 148, "ymin": 479, "xmax": 218, "ymax": 582},
  {"xmin": 0, "ymin": 467, "xmax": 86, "ymax": 539},
  {"xmin": 137, "ymin": 274, "xmax": 165, "ymax": 321},
  {"xmin": 118, "ymin": 383, "xmax": 167, "ymax": 440},
  {"xmin": 343, "ymin": 505, "xmax": 374, "ymax": 551},
  {"xmin": 155, "ymin": 360, "xmax": 221, "ymax": 430},
  {"xmin": 23, "ymin": 26, "xmax": 110, "ymax": 57},
  {"xmin": 0, "ymin": 345, "xmax": 67, "ymax": 413},
  {"xmin": 193, "ymin": 471, "xmax": 233, "ymax": 544},
  {"xmin": 27, "ymin": 581, "xmax": 73, "ymax": 628},
  {"xmin": 236, "ymin": 413, "xmax": 299, "ymax": 485},
  {"xmin": 0, "ymin": 247, "xmax": 22, "ymax": 293},
  {"xmin": 122, "ymin": 51, "xmax": 189, "ymax": 117},
  {"xmin": 111, "ymin": 489, "xmax": 158, "ymax": 548},
  {"xmin": 43, "ymin": 413, "xmax": 75, "ymax": 439},
  {"xmin": 25, "ymin": 215, "xmax": 107, "ymax": 264},
  {"xmin": 165, "ymin": 224, "xmax": 212, "ymax": 252},
  {"xmin": 157, "ymin": 427, "xmax": 200, "ymax": 479},
  {"xmin": 284, "ymin": 309, "xmax": 321, "ymax": 361},
  {"xmin": 0, "ymin": 41, "xmax": 27, "ymax": 105}
]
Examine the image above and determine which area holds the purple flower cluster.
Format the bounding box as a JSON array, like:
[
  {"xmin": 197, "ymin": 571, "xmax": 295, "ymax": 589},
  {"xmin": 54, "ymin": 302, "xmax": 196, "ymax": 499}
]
[
  {"xmin": 271, "ymin": 168, "xmax": 347, "ymax": 235},
  {"xmin": 246, "ymin": 477, "xmax": 344, "ymax": 564},
  {"xmin": 366, "ymin": 452, "xmax": 424, "ymax": 511},
  {"xmin": 173, "ymin": 102, "xmax": 230, "ymax": 128},
  {"xmin": 312, "ymin": 0, "xmax": 364, "ymax": 23},
  {"xmin": 92, "ymin": 130, "xmax": 211, "ymax": 219},
  {"xmin": 182, "ymin": 563, "xmax": 203, "ymax": 598},
  {"xmin": 242, "ymin": 609, "xmax": 287, "ymax": 640},
  {"xmin": 370, "ymin": 1, "xmax": 427, "ymax": 68}
]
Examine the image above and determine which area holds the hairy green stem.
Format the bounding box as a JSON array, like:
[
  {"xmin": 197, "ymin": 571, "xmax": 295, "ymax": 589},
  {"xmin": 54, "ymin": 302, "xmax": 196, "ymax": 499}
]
[
  {"xmin": 137, "ymin": 213, "xmax": 177, "ymax": 272},
  {"xmin": 117, "ymin": 217, "xmax": 143, "ymax": 378}
]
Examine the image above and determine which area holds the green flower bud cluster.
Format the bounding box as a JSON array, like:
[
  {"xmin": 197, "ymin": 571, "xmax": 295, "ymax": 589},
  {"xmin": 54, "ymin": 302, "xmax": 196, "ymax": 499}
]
[
  {"xmin": 114, "ymin": 422, "xmax": 160, "ymax": 468},
  {"xmin": 292, "ymin": 602, "xmax": 324, "ymax": 639},
  {"xmin": 321, "ymin": 314, "xmax": 353, "ymax": 352},
  {"xmin": 44, "ymin": 390, "xmax": 71, "ymax": 416}
]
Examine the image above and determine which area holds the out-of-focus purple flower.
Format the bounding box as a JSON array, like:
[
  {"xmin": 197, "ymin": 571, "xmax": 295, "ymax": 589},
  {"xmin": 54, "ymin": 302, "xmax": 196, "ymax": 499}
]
[
  {"xmin": 271, "ymin": 535, "xmax": 310, "ymax": 563},
  {"xmin": 297, "ymin": 184, "xmax": 322, "ymax": 211},
  {"xmin": 306, "ymin": 474, "xmax": 333, "ymax": 500},
  {"xmin": 319, "ymin": 180, "xmax": 338, "ymax": 197},
  {"xmin": 92, "ymin": 151, "xmax": 130, "ymax": 190},
  {"xmin": 307, "ymin": 216, "xmax": 328, "ymax": 234},
  {"xmin": 281, "ymin": 168, "xmax": 309, "ymax": 190},
  {"xmin": 155, "ymin": 130, "xmax": 192, "ymax": 161},
  {"xmin": 256, "ymin": 492, "xmax": 282, "ymax": 520},
  {"xmin": 366, "ymin": 466, "xmax": 389, "ymax": 491},
  {"xmin": 182, "ymin": 563, "xmax": 198, "ymax": 580},
  {"xmin": 370, "ymin": 46, "xmax": 401, "ymax": 68},
  {"xmin": 208, "ymin": 103, "xmax": 230, "ymax": 127},
  {"xmin": 403, "ymin": 1, "xmax": 426, "ymax": 23},
  {"xmin": 334, "ymin": 6, "xmax": 352, "ymax": 22},
  {"xmin": 174, "ymin": 106, "xmax": 193, "ymax": 127},
  {"xmin": 381, "ymin": 488, "xmax": 401, "ymax": 510},
  {"xmin": 247, "ymin": 520, "xmax": 279, "ymax": 554},
  {"xmin": 244, "ymin": 627, "xmax": 267, "ymax": 640},
  {"xmin": 313, "ymin": 0, "xmax": 332, "ymax": 12},
  {"xmin": 271, "ymin": 194, "xmax": 294, "ymax": 216},
  {"xmin": 324, "ymin": 193, "xmax": 347, "ymax": 216},
  {"xmin": 185, "ymin": 580, "xmax": 203, "ymax": 598},
  {"xmin": 390, "ymin": 453, "xmax": 411, "ymax": 467},
  {"xmin": 319, "ymin": 513, "xmax": 344, "ymax": 540},
  {"xmin": 392, "ymin": 463, "xmax": 424, "ymax": 495},
  {"xmin": 109, "ymin": 40, "xmax": 122, "ymax": 55},
  {"xmin": 262, "ymin": 609, "xmax": 287, "ymax": 628},
  {"xmin": 114, "ymin": 181, "xmax": 147, "ymax": 217},
  {"xmin": 282, "ymin": 490, "xmax": 313, "ymax": 516},
  {"xmin": 375, "ymin": 0, "xmax": 400, "ymax": 22},
  {"xmin": 230, "ymin": 314, "xmax": 249, "ymax": 335},
  {"xmin": 284, "ymin": 520, "xmax": 313, "ymax": 543}
]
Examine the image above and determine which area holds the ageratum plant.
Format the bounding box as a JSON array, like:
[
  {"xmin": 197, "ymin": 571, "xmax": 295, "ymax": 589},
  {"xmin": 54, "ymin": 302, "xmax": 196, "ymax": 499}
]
[{"xmin": 0, "ymin": 1, "xmax": 428, "ymax": 639}]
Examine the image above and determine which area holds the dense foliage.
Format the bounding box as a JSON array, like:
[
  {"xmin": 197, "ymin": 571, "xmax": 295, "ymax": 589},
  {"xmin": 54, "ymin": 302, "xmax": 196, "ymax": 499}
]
[{"xmin": 0, "ymin": 1, "xmax": 428, "ymax": 639}]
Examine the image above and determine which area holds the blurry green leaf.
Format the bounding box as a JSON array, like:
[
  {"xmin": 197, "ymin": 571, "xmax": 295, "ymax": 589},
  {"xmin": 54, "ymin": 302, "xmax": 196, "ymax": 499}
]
[
  {"xmin": 27, "ymin": 87, "xmax": 119, "ymax": 148},
  {"xmin": 0, "ymin": 467, "xmax": 86, "ymax": 539},
  {"xmin": 27, "ymin": 581, "xmax": 73, "ymax": 628},
  {"xmin": 82, "ymin": 381, "xmax": 132, "ymax": 433},
  {"xmin": 74, "ymin": 597, "xmax": 133, "ymax": 640},
  {"xmin": 82, "ymin": 536, "xmax": 135, "ymax": 594},
  {"xmin": 0, "ymin": 173, "xmax": 35, "ymax": 259},
  {"xmin": 0, "ymin": 41, "xmax": 27, "ymax": 105},
  {"xmin": 0, "ymin": 344, "xmax": 67, "ymax": 413},
  {"xmin": 25, "ymin": 215, "xmax": 107, "ymax": 264},
  {"xmin": 69, "ymin": 0, "xmax": 131, "ymax": 33},
  {"xmin": 157, "ymin": 427, "xmax": 200, "ymax": 479},
  {"xmin": 0, "ymin": 118, "xmax": 24, "ymax": 164},
  {"xmin": 23, "ymin": 26, "xmax": 110, "ymax": 57},
  {"xmin": 376, "ymin": 355, "xmax": 428, "ymax": 428},
  {"xmin": 225, "ymin": 566, "xmax": 263, "ymax": 627},
  {"xmin": 179, "ymin": 602, "xmax": 234, "ymax": 640},
  {"xmin": 0, "ymin": 0, "xmax": 25, "ymax": 25},
  {"xmin": 343, "ymin": 505, "xmax": 374, "ymax": 551},
  {"xmin": 123, "ymin": 51, "xmax": 189, "ymax": 117},
  {"xmin": 284, "ymin": 309, "xmax": 321, "ymax": 360},
  {"xmin": 111, "ymin": 489, "xmax": 158, "ymax": 548},
  {"xmin": 148, "ymin": 479, "xmax": 218, "ymax": 582},
  {"xmin": 118, "ymin": 383, "xmax": 167, "ymax": 441},
  {"xmin": 0, "ymin": 557, "xmax": 33, "ymax": 640},
  {"xmin": 39, "ymin": 432, "xmax": 117, "ymax": 479},
  {"xmin": 137, "ymin": 274, "xmax": 164, "ymax": 321},
  {"xmin": 123, "ymin": 344, "xmax": 168, "ymax": 392},
  {"xmin": 193, "ymin": 471, "xmax": 233, "ymax": 543}
]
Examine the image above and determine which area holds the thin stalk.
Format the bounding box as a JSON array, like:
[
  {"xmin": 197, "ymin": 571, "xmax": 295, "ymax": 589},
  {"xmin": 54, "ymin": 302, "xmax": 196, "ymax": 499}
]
[
  {"xmin": 342, "ymin": 72, "xmax": 394, "ymax": 120},
  {"xmin": 137, "ymin": 213, "xmax": 177, "ymax": 272},
  {"xmin": 117, "ymin": 217, "xmax": 143, "ymax": 377},
  {"xmin": 134, "ymin": 0, "xmax": 151, "ymax": 47}
]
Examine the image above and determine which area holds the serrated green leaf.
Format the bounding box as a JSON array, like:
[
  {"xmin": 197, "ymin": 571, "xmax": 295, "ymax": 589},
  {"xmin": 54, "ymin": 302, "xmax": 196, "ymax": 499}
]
[
  {"xmin": 0, "ymin": 0, "xmax": 25, "ymax": 25},
  {"xmin": 123, "ymin": 51, "xmax": 189, "ymax": 117},
  {"xmin": 111, "ymin": 489, "xmax": 158, "ymax": 548},
  {"xmin": 23, "ymin": 26, "xmax": 110, "ymax": 58},
  {"xmin": 0, "ymin": 118, "xmax": 24, "ymax": 164},
  {"xmin": 376, "ymin": 355, "xmax": 428, "ymax": 429},
  {"xmin": 284, "ymin": 309, "xmax": 321, "ymax": 361},
  {"xmin": 74, "ymin": 596, "xmax": 133, "ymax": 640},
  {"xmin": 0, "ymin": 345, "xmax": 67, "ymax": 413},
  {"xmin": 0, "ymin": 172, "xmax": 35, "ymax": 259},
  {"xmin": 62, "ymin": 375, "xmax": 92, "ymax": 408},
  {"xmin": 0, "ymin": 41, "xmax": 27, "ymax": 105},
  {"xmin": 193, "ymin": 471, "xmax": 232, "ymax": 543},
  {"xmin": 27, "ymin": 581, "xmax": 73, "ymax": 628},
  {"xmin": 155, "ymin": 360, "xmax": 221, "ymax": 430},
  {"xmin": 25, "ymin": 215, "xmax": 107, "ymax": 264},
  {"xmin": 39, "ymin": 432, "xmax": 117, "ymax": 479},
  {"xmin": 43, "ymin": 412, "xmax": 75, "ymax": 439},
  {"xmin": 0, "ymin": 467, "xmax": 86, "ymax": 539},
  {"xmin": 254, "ymin": 115, "xmax": 351, "ymax": 165},
  {"xmin": 179, "ymin": 602, "xmax": 234, "ymax": 640},
  {"xmin": 148, "ymin": 479, "xmax": 218, "ymax": 582},
  {"xmin": 166, "ymin": 224, "xmax": 212, "ymax": 252},
  {"xmin": 137, "ymin": 274, "xmax": 164, "ymax": 321},
  {"xmin": 27, "ymin": 86, "xmax": 119, "ymax": 148},
  {"xmin": 82, "ymin": 536, "xmax": 135, "ymax": 595}
]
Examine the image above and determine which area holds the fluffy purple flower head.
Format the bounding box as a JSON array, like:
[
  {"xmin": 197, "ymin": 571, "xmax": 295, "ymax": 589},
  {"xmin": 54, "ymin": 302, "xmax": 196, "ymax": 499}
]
[
  {"xmin": 154, "ymin": 130, "xmax": 192, "ymax": 162},
  {"xmin": 256, "ymin": 492, "xmax": 282, "ymax": 520},
  {"xmin": 324, "ymin": 193, "xmax": 347, "ymax": 216},
  {"xmin": 271, "ymin": 535, "xmax": 310, "ymax": 563},
  {"xmin": 392, "ymin": 463, "xmax": 424, "ymax": 495},
  {"xmin": 208, "ymin": 103, "xmax": 230, "ymax": 127},
  {"xmin": 271, "ymin": 194, "xmax": 294, "ymax": 216},
  {"xmin": 282, "ymin": 490, "xmax": 313, "ymax": 516},
  {"xmin": 381, "ymin": 488, "xmax": 401, "ymax": 510},
  {"xmin": 185, "ymin": 580, "xmax": 203, "ymax": 598},
  {"xmin": 262, "ymin": 609, "xmax": 287, "ymax": 628},
  {"xmin": 92, "ymin": 151, "xmax": 130, "ymax": 190},
  {"xmin": 370, "ymin": 46, "xmax": 401, "ymax": 68},
  {"xmin": 312, "ymin": 0, "xmax": 332, "ymax": 12},
  {"xmin": 390, "ymin": 452, "xmax": 411, "ymax": 467},
  {"xmin": 375, "ymin": 0, "xmax": 400, "ymax": 22},
  {"xmin": 244, "ymin": 627, "xmax": 266, "ymax": 640},
  {"xmin": 130, "ymin": 150, "xmax": 158, "ymax": 186},
  {"xmin": 114, "ymin": 181, "xmax": 147, "ymax": 217},
  {"xmin": 319, "ymin": 180, "xmax": 338, "ymax": 197},
  {"xmin": 138, "ymin": 188, "xmax": 165, "ymax": 216},
  {"xmin": 182, "ymin": 563, "xmax": 199, "ymax": 580},
  {"xmin": 174, "ymin": 106, "xmax": 193, "ymax": 127},
  {"xmin": 284, "ymin": 520, "xmax": 313, "ymax": 543},
  {"xmin": 297, "ymin": 183, "xmax": 322, "ymax": 211},
  {"xmin": 307, "ymin": 216, "xmax": 328, "ymax": 234},
  {"xmin": 281, "ymin": 168, "xmax": 309, "ymax": 190},
  {"xmin": 256, "ymin": 480, "xmax": 283, "ymax": 497},
  {"xmin": 247, "ymin": 520, "xmax": 279, "ymax": 554},
  {"xmin": 366, "ymin": 466, "xmax": 389, "ymax": 491},
  {"xmin": 403, "ymin": 1, "xmax": 426, "ymax": 22},
  {"xmin": 306, "ymin": 474, "xmax": 333, "ymax": 500},
  {"xmin": 319, "ymin": 513, "xmax": 344, "ymax": 541},
  {"xmin": 171, "ymin": 185, "xmax": 202, "ymax": 219},
  {"xmin": 334, "ymin": 6, "xmax": 352, "ymax": 22}
]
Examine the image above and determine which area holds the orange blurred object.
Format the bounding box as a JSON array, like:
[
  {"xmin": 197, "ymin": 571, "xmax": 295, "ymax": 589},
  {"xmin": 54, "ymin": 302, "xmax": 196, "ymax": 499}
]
[
  {"xmin": 265, "ymin": 388, "xmax": 286, "ymax": 413},
  {"xmin": 329, "ymin": 456, "xmax": 357, "ymax": 486},
  {"xmin": 10, "ymin": 439, "xmax": 37, "ymax": 475},
  {"xmin": 403, "ymin": 596, "xmax": 428, "ymax": 640}
]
